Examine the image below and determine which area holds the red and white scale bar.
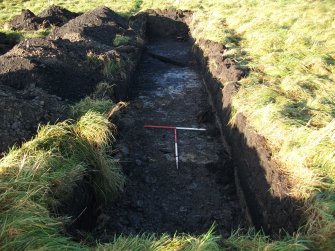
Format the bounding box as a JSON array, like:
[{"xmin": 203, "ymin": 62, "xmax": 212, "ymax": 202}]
[{"xmin": 144, "ymin": 125, "xmax": 206, "ymax": 169}]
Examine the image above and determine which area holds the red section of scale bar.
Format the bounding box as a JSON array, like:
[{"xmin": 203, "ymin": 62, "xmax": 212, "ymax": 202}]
[
  {"xmin": 144, "ymin": 125, "xmax": 176, "ymax": 130},
  {"xmin": 144, "ymin": 125, "xmax": 177, "ymax": 143}
]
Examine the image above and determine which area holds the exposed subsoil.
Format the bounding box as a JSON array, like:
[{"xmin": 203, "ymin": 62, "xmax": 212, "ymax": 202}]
[{"xmin": 97, "ymin": 37, "xmax": 244, "ymax": 240}]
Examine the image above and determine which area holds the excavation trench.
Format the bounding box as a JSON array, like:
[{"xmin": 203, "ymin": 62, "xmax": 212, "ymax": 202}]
[
  {"xmin": 86, "ymin": 10, "xmax": 304, "ymax": 241},
  {"xmin": 97, "ymin": 25, "xmax": 244, "ymax": 239}
]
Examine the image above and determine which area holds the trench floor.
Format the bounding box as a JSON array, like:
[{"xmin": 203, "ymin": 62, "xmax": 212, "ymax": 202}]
[{"xmin": 99, "ymin": 38, "xmax": 243, "ymax": 239}]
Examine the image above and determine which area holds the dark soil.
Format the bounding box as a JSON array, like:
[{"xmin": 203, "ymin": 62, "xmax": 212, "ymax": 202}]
[
  {"xmin": 97, "ymin": 37, "xmax": 243, "ymax": 240},
  {"xmin": 0, "ymin": 32, "xmax": 19, "ymax": 55},
  {"xmin": 50, "ymin": 6, "xmax": 127, "ymax": 45},
  {"xmin": 6, "ymin": 9, "xmax": 43, "ymax": 31},
  {"xmin": 0, "ymin": 6, "xmax": 145, "ymax": 154},
  {"xmin": 38, "ymin": 5, "xmax": 79, "ymax": 27},
  {"xmin": 0, "ymin": 85, "xmax": 66, "ymax": 156},
  {"xmin": 0, "ymin": 7, "xmax": 142, "ymax": 101},
  {"xmin": 6, "ymin": 6, "xmax": 78, "ymax": 31}
]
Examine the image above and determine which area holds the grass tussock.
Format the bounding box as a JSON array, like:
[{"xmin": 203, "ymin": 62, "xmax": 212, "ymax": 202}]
[
  {"xmin": 86, "ymin": 50, "xmax": 126, "ymax": 78},
  {"xmin": 224, "ymin": 228, "xmax": 310, "ymax": 251},
  {"xmin": 71, "ymin": 96, "xmax": 114, "ymax": 119},
  {"xmin": 0, "ymin": 111, "xmax": 123, "ymax": 250},
  {"xmin": 103, "ymin": 58, "xmax": 125, "ymax": 77},
  {"xmin": 113, "ymin": 34, "xmax": 130, "ymax": 47},
  {"xmin": 97, "ymin": 226, "xmax": 221, "ymax": 251}
]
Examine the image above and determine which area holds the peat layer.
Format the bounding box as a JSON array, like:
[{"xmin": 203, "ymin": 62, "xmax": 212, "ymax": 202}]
[{"xmin": 0, "ymin": 6, "xmax": 304, "ymax": 240}]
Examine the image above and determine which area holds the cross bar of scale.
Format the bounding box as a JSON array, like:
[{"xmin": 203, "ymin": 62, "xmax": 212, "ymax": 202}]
[{"xmin": 144, "ymin": 125, "xmax": 206, "ymax": 169}]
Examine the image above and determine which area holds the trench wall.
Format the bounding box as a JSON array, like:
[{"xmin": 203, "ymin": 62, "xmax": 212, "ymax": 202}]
[{"xmin": 191, "ymin": 24, "xmax": 304, "ymax": 235}]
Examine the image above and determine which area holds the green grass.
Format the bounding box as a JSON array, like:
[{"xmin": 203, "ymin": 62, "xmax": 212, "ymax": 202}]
[
  {"xmin": 0, "ymin": 111, "xmax": 123, "ymax": 250},
  {"xmin": 71, "ymin": 96, "xmax": 114, "ymax": 119},
  {"xmin": 0, "ymin": 28, "xmax": 52, "ymax": 48},
  {"xmin": 86, "ymin": 50, "xmax": 126, "ymax": 78},
  {"xmin": 223, "ymin": 228, "xmax": 310, "ymax": 251},
  {"xmin": 0, "ymin": 0, "xmax": 142, "ymax": 27},
  {"xmin": 1, "ymin": 0, "xmax": 335, "ymax": 250},
  {"xmin": 113, "ymin": 34, "xmax": 130, "ymax": 47},
  {"xmin": 98, "ymin": 226, "xmax": 221, "ymax": 251},
  {"xmin": 103, "ymin": 58, "xmax": 125, "ymax": 77}
]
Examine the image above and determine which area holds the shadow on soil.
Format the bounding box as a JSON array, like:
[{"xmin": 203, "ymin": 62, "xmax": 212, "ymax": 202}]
[{"xmin": 193, "ymin": 37, "xmax": 305, "ymax": 235}]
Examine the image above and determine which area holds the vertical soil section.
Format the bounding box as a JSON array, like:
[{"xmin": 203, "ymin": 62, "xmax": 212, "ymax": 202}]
[{"xmin": 99, "ymin": 32, "xmax": 244, "ymax": 239}]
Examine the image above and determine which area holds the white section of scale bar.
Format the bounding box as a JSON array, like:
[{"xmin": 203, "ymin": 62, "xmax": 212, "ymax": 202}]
[{"xmin": 175, "ymin": 127, "xmax": 206, "ymax": 131}]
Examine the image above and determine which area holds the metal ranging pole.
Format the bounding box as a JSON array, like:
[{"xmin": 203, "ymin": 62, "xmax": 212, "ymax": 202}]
[{"xmin": 144, "ymin": 125, "xmax": 206, "ymax": 169}]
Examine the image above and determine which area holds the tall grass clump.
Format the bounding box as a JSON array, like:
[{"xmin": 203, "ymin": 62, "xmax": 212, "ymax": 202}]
[
  {"xmin": 103, "ymin": 58, "xmax": 125, "ymax": 77},
  {"xmin": 223, "ymin": 228, "xmax": 310, "ymax": 251},
  {"xmin": 113, "ymin": 34, "xmax": 130, "ymax": 47},
  {"xmin": 0, "ymin": 111, "xmax": 124, "ymax": 250},
  {"xmin": 97, "ymin": 226, "xmax": 221, "ymax": 251},
  {"xmin": 71, "ymin": 96, "xmax": 114, "ymax": 119}
]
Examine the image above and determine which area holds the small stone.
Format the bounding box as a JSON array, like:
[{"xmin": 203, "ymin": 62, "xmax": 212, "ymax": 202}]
[
  {"xmin": 11, "ymin": 122, "xmax": 18, "ymax": 129},
  {"xmin": 187, "ymin": 182, "xmax": 198, "ymax": 190},
  {"xmin": 120, "ymin": 218, "xmax": 130, "ymax": 226},
  {"xmin": 144, "ymin": 176, "xmax": 157, "ymax": 184},
  {"xmin": 128, "ymin": 214, "xmax": 141, "ymax": 228},
  {"xmin": 136, "ymin": 200, "xmax": 143, "ymax": 208},
  {"xmin": 119, "ymin": 145, "xmax": 129, "ymax": 155},
  {"xmin": 179, "ymin": 206, "xmax": 188, "ymax": 212}
]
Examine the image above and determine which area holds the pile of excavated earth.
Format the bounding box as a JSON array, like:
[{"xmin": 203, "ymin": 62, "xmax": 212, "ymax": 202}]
[
  {"xmin": 5, "ymin": 5, "xmax": 79, "ymax": 31},
  {"xmin": 0, "ymin": 6, "xmax": 146, "ymax": 155}
]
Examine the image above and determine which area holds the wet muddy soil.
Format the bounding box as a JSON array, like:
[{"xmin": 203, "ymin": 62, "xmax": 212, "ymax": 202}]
[{"xmin": 99, "ymin": 37, "xmax": 244, "ymax": 239}]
